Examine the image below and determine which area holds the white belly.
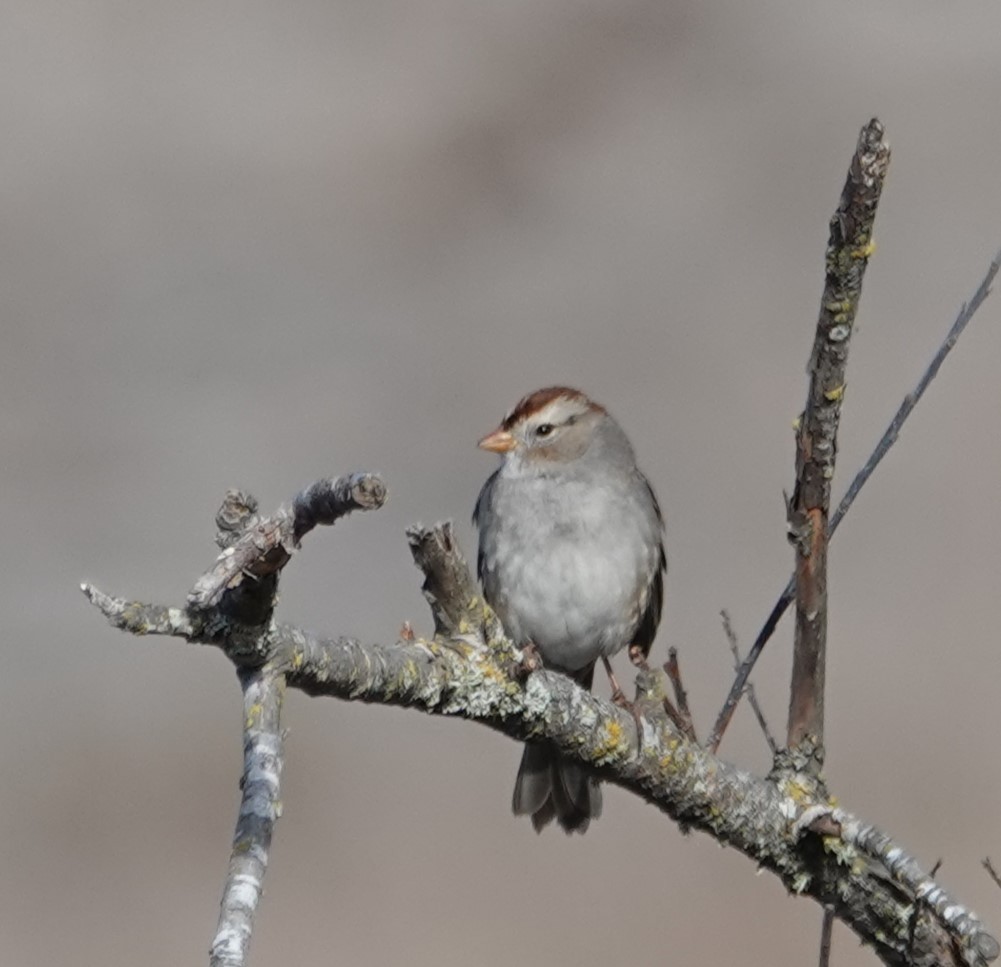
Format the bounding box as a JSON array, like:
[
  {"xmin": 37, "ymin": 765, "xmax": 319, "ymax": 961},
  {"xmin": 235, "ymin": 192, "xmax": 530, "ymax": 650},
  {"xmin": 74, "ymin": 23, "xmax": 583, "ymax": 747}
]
[{"xmin": 480, "ymin": 474, "xmax": 653, "ymax": 673}]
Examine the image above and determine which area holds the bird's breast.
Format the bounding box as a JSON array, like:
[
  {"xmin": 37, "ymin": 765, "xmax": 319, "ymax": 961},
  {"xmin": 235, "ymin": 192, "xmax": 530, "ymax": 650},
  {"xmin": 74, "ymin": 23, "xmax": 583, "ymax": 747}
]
[{"xmin": 480, "ymin": 474, "xmax": 655, "ymax": 672}]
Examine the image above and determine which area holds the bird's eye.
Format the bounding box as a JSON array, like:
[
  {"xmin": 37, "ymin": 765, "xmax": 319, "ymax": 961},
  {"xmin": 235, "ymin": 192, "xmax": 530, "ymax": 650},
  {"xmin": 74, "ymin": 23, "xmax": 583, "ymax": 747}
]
[{"xmin": 535, "ymin": 423, "xmax": 555, "ymax": 438}]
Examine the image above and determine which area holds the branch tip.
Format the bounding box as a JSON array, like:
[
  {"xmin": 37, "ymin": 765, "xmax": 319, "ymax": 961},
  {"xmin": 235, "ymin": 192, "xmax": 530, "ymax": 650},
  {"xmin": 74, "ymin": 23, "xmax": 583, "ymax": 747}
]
[
  {"xmin": 787, "ymin": 117, "xmax": 889, "ymax": 757},
  {"xmin": 292, "ymin": 472, "xmax": 387, "ymax": 542}
]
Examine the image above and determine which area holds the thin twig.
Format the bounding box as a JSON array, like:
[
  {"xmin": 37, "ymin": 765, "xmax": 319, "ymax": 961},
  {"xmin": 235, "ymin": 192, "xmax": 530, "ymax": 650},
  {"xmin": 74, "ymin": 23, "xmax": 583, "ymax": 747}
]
[
  {"xmin": 984, "ymin": 858, "xmax": 1001, "ymax": 892},
  {"xmin": 664, "ymin": 648, "xmax": 698, "ymax": 743},
  {"xmin": 658, "ymin": 693, "xmax": 689, "ymax": 736},
  {"xmin": 819, "ymin": 906, "xmax": 835, "ymax": 967},
  {"xmin": 828, "ymin": 250, "xmax": 1001, "ymax": 536},
  {"xmin": 707, "ymin": 248, "xmax": 1000, "ymax": 754},
  {"xmin": 720, "ymin": 610, "xmax": 777, "ymax": 753}
]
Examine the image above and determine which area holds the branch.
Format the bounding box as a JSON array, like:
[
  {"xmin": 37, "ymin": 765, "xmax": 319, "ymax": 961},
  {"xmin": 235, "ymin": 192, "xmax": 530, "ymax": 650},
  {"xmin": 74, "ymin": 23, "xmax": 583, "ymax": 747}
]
[
  {"xmin": 828, "ymin": 248, "xmax": 1000, "ymax": 534},
  {"xmin": 819, "ymin": 906, "xmax": 835, "ymax": 967},
  {"xmin": 210, "ymin": 667, "xmax": 284, "ymax": 967},
  {"xmin": 707, "ymin": 184, "xmax": 999, "ymax": 756},
  {"xmin": 86, "ymin": 473, "xmax": 385, "ymax": 967},
  {"xmin": 664, "ymin": 647, "xmax": 698, "ymax": 744},
  {"xmin": 720, "ymin": 610, "xmax": 777, "ymax": 754},
  {"xmin": 84, "ymin": 517, "xmax": 998, "ymax": 967},
  {"xmin": 172, "ymin": 474, "xmax": 385, "ymax": 673},
  {"xmin": 984, "ymin": 858, "xmax": 1001, "ymax": 893},
  {"xmin": 786, "ymin": 117, "xmax": 890, "ymax": 759},
  {"xmin": 406, "ymin": 521, "xmax": 504, "ymax": 642}
]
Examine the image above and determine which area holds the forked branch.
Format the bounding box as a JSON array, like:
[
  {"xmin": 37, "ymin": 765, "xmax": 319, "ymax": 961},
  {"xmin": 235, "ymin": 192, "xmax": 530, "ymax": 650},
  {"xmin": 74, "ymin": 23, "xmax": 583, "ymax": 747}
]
[
  {"xmin": 708, "ymin": 147, "xmax": 999, "ymax": 756},
  {"xmin": 83, "ymin": 509, "xmax": 998, "ymax": 967}
]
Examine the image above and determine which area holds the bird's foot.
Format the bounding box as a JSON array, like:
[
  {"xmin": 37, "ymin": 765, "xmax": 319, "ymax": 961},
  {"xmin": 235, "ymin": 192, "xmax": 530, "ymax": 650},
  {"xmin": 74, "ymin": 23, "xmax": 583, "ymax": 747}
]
[{"xmin": 506, "ymin": 640, "xmax": 543, "ymax": 682}]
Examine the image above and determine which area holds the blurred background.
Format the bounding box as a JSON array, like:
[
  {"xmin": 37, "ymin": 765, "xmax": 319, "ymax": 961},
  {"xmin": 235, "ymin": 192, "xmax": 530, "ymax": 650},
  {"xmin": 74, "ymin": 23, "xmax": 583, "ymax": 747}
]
[{"xmin": 3, "ymin": 1, "xmax": 1001, "ymax": 964}]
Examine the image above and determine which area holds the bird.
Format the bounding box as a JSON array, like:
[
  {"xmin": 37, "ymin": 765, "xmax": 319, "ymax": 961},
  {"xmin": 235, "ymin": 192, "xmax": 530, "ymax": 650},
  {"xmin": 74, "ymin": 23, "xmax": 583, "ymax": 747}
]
[{"xmin": 473, "ymin": 386, "xmax": 666, "ymax": 833}]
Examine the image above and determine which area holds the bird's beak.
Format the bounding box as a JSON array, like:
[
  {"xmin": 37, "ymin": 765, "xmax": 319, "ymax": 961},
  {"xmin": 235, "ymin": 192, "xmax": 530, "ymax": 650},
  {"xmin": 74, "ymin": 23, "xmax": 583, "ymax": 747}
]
[{"xmin": 478, "ymin": 428, "xmax": 517, "ymax": 453}]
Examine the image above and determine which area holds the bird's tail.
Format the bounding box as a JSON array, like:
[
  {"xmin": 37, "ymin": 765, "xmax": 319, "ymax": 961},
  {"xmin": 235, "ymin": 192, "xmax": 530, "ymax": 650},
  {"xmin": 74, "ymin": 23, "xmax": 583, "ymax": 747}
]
[{"xmin": 512, "ymin": 742, "xmax": 603, "ymax": 834}]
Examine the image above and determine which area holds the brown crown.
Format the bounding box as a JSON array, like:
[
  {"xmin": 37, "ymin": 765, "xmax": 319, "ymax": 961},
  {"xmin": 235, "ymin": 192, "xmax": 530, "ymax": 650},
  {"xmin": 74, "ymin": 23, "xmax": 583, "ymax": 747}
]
[{"xmin": 500, "ymin": 386, "xmax": 603, "ymax": 430}]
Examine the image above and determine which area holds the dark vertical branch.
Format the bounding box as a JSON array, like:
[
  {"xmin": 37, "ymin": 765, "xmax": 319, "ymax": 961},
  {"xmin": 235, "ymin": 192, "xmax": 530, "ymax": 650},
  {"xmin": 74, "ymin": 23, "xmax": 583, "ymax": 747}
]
[
  {"xmin": 663, "ymin": 648, "xmax": 698, "ymax": 744},
  {"xmin": 706, "ymin": 247, "xmax": 998, "ymax": 754},
  {"xmin": 819, "ymin": 907, "xmax": 835, "ymax": 967},
  {"xmin": 786, "ymin": 118, "xmax": 890, "ymax": 760}
]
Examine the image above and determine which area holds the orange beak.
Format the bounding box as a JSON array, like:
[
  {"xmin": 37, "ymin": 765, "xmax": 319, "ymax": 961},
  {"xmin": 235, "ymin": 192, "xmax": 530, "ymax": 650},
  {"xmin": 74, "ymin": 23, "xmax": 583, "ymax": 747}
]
[{"xmin": 478, "ymin": 427, "xmax": 517, "ymax": 453}]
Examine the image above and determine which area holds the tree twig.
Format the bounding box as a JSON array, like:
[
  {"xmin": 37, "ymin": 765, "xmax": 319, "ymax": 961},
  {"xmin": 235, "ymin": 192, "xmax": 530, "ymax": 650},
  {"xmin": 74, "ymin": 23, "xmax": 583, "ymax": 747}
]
[
  {"xmin": 819, "ymin": 906, "xmax": 835, "ymax": 967},
  {"xmin": 720, "ymin": 610, "xmax": 777, "ymax": 754},
  {"xmin": 707, "ymin": 243, "xmax": 999, "ymax": 754},
  {"xmin": 786, "ymin": 118, "xmax": 890, "ymax": 761},
  {"xmin": 188, "ymin": 474, "xmax": 385, "ymax": 624},
  {"xmin": 664, "ymin": 647, "xmax": 698, "ymax": 744},
  {"xmin": 827, "ymin": 249, "xmax": 1000, "ymax": 536}
]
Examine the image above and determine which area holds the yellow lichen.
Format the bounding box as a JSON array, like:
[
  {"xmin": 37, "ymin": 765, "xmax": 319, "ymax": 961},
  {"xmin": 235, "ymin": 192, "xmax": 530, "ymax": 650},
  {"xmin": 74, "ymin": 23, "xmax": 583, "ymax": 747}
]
[
  {"xmin": 592, "ymin": 719, "xmax": 626, "ymax": 761},
  {"xmin": 780, "ymin": 777, "xmax": 814, "ymax": 804},
  {"xmin": 478, "ymin": 663, "xmax": 508, "ymax": 685},
  {"xmin": 122, "ymin": 604, "xmax": 148, "ymax": 634},
  {"xmin": 824, "ymin": 384, "xmax": 845, "ymax": 402},
  {"xmin": 824, "ymin": 298, "xmax": 852, "ymax": 314},
  {"xmin": 851, "ymin": 239, "xmax": 876, "ymax": 259}
]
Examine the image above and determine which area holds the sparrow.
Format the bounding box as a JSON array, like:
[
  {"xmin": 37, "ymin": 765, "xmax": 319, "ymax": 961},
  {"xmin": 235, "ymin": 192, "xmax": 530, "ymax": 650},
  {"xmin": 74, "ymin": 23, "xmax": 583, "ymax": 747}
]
[{"xmin": 474, "ymin": 386, "xmax": 666, "ymax": 833}]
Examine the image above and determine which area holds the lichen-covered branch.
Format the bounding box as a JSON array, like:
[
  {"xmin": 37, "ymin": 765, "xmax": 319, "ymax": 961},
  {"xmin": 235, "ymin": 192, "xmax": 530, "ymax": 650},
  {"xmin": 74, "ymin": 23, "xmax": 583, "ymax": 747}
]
[
  {"xmin": 80, "ymin": 583, "xmax": 196, "ymax": 637},
  {"xmin": 83, "ymin": 473, "xmax": 386, "ymax": 967},
  {"xmin": 84, "ymin": 518, "xmax": 997, "ymax": 967},
  {"xmin": 210, "ymin": 667, "xmax": 285, "ymax": 967},
  {"xmin": 406, "ymin": 521, "xmax": 504, "ymax": 641},
  {"xmin": 188, "ymin": 474, "xmax": 386, "ymax": 627}
]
